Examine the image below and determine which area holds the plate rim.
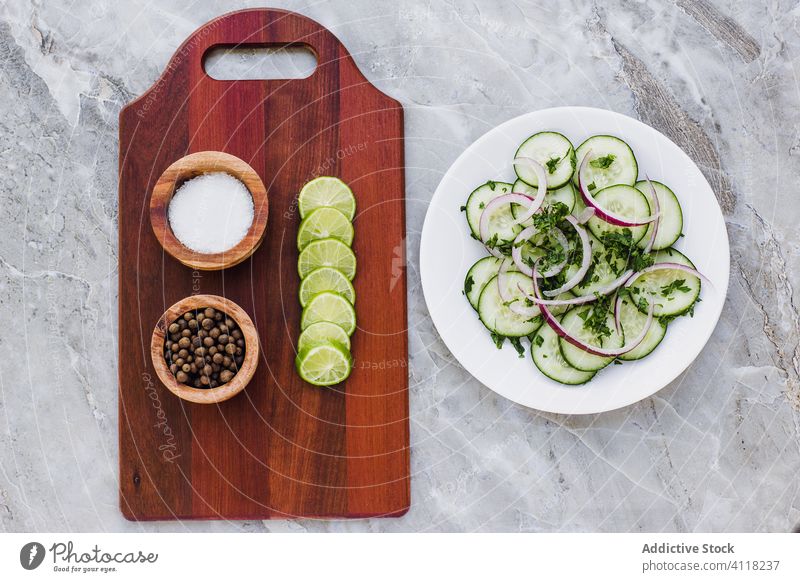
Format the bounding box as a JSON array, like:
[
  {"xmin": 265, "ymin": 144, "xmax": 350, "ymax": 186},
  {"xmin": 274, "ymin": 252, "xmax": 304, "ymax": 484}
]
[{"xmin": 419, "ymin": 105, "xmax": 730, "ymax": 414}]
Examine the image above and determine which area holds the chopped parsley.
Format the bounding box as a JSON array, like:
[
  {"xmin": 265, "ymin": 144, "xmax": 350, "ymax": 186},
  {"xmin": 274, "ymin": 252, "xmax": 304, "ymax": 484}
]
[
  {"xmin": 599, "ymin": 230, "xmax": 655, "ymax": 273},
  {"xmin": 487, "ymin": 180, "xmax": 497, "ymax": 191},
  {"xmin": 484, "ymin": 233, "xmax": 514, "ymax": 255},
  {"xmin": 531, "ymin": 201, "xmax": 569, "ymax": 232},
  {"xmin": 532, "ymin": 334, "xmax": 544, "ymax": 347},
  {"xmin": 545, "ymin": 149, "xmax": 570, "ymax": 174},
  {"xmin": 490, "ymin": 332, "xmax": 505, "ymax": 349},
  {"xmin": 509, "ymin": 337, "xmax": 525, "ymax": 357},
  {"xmin": 660, "ymin": 279, "xmax": 691, "ymax": 297},
  {"xmin": 578, "ymin": 299, "xmax": 612, "ymax": 343},
  {"xmin": 459, "ymin": 205, "xmax": 466, "ymax": 212},
  {"xmin": 464, "ymin": 275, "xmax": 474, "ymax": 295},
  {"xmin": 590, "ymin": 154, "xmax": 616, "ymax": 169}
]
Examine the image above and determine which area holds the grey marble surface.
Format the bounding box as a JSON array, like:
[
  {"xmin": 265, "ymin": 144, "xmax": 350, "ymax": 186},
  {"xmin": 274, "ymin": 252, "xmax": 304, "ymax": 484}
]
[{"xmin": 0, "ymin": 0, "xmax": 798, "ymax": 533}]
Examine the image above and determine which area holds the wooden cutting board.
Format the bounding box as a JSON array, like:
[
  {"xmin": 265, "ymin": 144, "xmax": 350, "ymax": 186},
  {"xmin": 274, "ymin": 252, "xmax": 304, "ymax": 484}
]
[{"xmin": 118, "ymin": 8, "xmax": 409, "ymax": 520}]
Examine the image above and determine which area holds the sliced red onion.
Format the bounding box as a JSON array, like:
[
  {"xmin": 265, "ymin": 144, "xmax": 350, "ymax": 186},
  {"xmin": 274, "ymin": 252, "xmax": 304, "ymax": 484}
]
[
  {"xmin": 643, "ymin": 176, "xmax": 660, "ymax": 253},
  {"xmin": 613, "ymin": 293, "xmax": 624, "ymax": 334},
  {"xmin": 479, "ymin": 193, "xmax": 535, "ymax": 258},
  {"xmin": 498, "ymin": 258, "xmax": 540, "ymax": 317},
  {"xmin": 533, "ymin": 266, "xmax": 655, "ymax": 357},
  {"xmin": 575, "ymin": 206, "xmax": 595, "ymax": 224},
  {"xmin": 511, "ymin": 157, "xmax": 547, "ymax": 224},
  {"xmin": 625, "ymin": 263, "xmax": 712, "ymax": 288},
  {"xmin": 542, "ymin": 215, "xmax": 592, "ymax": 297},
  {"xmin": 523, "ymin": 269, "xmax": 633, "ymax": 307},
  {"xmin": 578, "ymin": 152, "xmax": 660, "ymax": 227}
]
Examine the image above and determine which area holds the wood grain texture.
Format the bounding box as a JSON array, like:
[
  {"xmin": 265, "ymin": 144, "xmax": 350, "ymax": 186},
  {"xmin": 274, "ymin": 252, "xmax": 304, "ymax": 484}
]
[
  {"xmin": 119, "ymin": 8, "xmax": 409, "ymax": 520},
  {"xmin": 150, "ymin": 294, "xmax": 260, "ymax": 405},
  {"xmin": 150, "ymin": 151, "xmax": 269, "ymax": 271}
]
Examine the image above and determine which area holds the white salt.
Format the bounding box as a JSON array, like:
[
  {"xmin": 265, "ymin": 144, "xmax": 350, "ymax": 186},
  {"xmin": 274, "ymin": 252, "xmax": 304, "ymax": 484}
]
[{"xmin": 168, "ymin": 172, "xmax": 255, "ymax": 254}]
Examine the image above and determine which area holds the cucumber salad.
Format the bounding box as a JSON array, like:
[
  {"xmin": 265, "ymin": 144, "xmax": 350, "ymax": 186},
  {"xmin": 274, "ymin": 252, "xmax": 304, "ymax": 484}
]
[{"xmin": 462, "ymin": 131, "xmax": 710, "ymax": 385}]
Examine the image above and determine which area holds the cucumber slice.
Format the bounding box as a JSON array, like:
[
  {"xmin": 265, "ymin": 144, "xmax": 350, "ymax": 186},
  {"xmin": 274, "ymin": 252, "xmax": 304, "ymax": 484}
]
[
  {"xmin": 627, "ymin": 248, "xmax": 701, "ymax": 317},
  {"xmin": 586, "ymin": 184, "xmax": 651, "ymax": 244},
  {"xmin": 511, "ymin": 179, "xmax": 576, "ymax": 215},
  {"xmin": 531, "ymin": 323, "xmax": 596, "ymax": 385},
  {"xmin": 558, "ymin": 306, "xmax": 625, "ymax": 372},
  {"xmin": 573, "ymin": 135, "xmax": 638, "ymax": 190},
  {"xmin": 572, "ymin": 235, "xmax": 628, "ymax": 297},
  {"xmin": 515, "ymin": 132, "xmax": 576, "ymax": 189},
  {"xmin": 477, "ymin": 272, "xmax": 541, "ymax": 337},
  {"xmin": 464, "ymin": 256, "xmax": 503, "ymax": 310},
  {"xmin": 616, "ymin": 295, "xmax": 667, "ymax": 361},
  {"xmin": 464, "ymin": 181, "xmax": 514, "ymax": 240},
  {"xmin": 634, "ymin": 180, "xmax": 683, "ymax": 251}
]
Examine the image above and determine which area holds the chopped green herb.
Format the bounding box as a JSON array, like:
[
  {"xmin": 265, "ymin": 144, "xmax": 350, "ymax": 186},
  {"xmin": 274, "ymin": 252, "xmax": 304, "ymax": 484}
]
[
  {"xmin": 459, "ymin": 205, "xmax": 466, "ymax": 212},
  {"xmin": 590, "ymin": 154, "xmax": 616, "ymax": 169},
  {"xmin": 533, "ymin": 334, "xmax": 544, "ymax": 347},
  {"xmin": 464, "ymin": 275, "xmax": 474, "ymax": 295},
  {"xmin": 579, "ymin": 299, "xmax": 612, "ymax": 342},
  {"xmin": 487, "ymin": 180, "xmax": 497, "ymax": 191},
  {"xmin": 660, "ymin": 279, "xmax": 691, "ymax": 297},
  {"xmin": 509, "ymin": 337, "xmax": 525, "ymax": 357},
  {"xmin": 490, "ymin": 332, "xmax": 505, "ymax": 349},
  {"xmin": 545, "ymin": 150, "xmax": 569, "ymax": 174},
  {"xmin": 485, "ymin": 233, "xmax": 513, "ymax": 255},
  {"xmin": 588, "ymin": 181, "xmax": 597, "ymax": 191}
]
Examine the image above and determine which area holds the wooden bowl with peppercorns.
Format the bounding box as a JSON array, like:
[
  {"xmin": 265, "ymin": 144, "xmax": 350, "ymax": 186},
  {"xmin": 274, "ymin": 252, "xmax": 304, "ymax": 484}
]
[{"xmin": 151, "ymin": 294, "xmax": 259, "ymax": 404}]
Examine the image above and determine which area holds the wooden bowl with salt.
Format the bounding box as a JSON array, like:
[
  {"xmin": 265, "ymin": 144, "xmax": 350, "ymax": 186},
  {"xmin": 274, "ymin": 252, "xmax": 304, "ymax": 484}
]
[
  {"xmin": 151, "ymin": 294, "xmax": 259, "ymax": 404},
  {"xmin": 150, "ymin": 151, "xmax": 269, "ymax": 271}
]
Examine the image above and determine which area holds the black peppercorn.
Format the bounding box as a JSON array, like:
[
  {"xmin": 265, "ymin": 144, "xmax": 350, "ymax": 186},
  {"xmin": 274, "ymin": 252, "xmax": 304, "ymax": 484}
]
[{"xmin": 164, "ymin": 307, "xmax": 244, "ymax": 388}]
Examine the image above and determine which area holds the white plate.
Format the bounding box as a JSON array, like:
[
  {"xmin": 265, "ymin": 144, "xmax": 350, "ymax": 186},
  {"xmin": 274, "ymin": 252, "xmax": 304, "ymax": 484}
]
[{"xmin": 420, "ymin": 107, "xmax": 729, "ymax": 414}]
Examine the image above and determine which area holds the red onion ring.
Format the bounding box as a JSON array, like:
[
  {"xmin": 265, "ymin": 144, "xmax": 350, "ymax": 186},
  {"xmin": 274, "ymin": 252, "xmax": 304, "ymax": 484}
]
[
  {"xmin": 511, "ymin": 157, "xmax": 547, "ymax": 224},
  {"xmin": 578, "ymin": 151, "xmax": 660, "ymax": 227},
  {"xmin": 625, "ymin": 262, "xmax": 712, "ymax": 288},
  {"xmin": 642, "ymin": 176, "xmax": 660, "ymax": 253},
  {"xmin": 479, "ymin": 193, "xmax": 535, "ymax": 258},
  {"xmin": 542, "ymin": 215, "xmax": 592, "ymax": 297},
  {"xmin": 613, "ymin": 293, "xmax": 624, "ymax": 334},
  {"xmin": 533, "ymin": 265, "xmax": 655, "ymax": 357},
  {"xmin": 523, "ymin": 269, "xmax": 633, "ymax": 307}
]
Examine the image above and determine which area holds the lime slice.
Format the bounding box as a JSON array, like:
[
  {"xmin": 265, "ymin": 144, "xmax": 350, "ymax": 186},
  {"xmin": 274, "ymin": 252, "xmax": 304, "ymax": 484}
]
[
  {"xmin": 301, "ymin": 292, "xmax": 357, "ymax": 335},
  {"xmin": 299, "ymin": 267, "xmax": 356, "ymax": 307},
  {"xmin": 297, "ymin": 207, "xmax": 354, "ymax": 251},
  {"xmin": 295, "ymin": 341, "xmax": 353, "ymax": 386},
  {"xmin": 298, "ymin": 321, "xmax": 351, "ymax": 353},
  {"xmin": 298, "ymin": 238, "xmax": 356, "ymax": 280},
  {"xmin": 298, "ymin": 176, "xmax": 356, "ymax": 220}
]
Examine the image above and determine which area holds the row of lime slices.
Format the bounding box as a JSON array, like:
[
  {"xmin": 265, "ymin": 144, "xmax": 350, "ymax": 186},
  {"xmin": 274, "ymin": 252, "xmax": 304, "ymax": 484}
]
[{"xmin": 295, "ymin": 176, "xmax": 358, "ymax": 386}]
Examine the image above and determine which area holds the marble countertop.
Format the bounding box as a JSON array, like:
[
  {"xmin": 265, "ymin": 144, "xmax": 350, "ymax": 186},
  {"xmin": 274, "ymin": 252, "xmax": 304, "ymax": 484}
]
[{"xmin": 0, "ymin": 0, "xmax": 798, "ymax": 532}]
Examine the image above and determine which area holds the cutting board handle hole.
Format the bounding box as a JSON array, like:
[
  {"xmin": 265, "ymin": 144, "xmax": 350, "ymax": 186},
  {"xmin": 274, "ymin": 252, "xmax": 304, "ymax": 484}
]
[{"xmin": 204, "ymin": 44, "xmax": 317, "ymax": 80}]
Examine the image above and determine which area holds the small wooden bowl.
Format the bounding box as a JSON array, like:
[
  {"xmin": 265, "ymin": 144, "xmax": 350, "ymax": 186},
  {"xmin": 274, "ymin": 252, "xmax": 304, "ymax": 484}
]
[
  {"xmin": 151, "ymin": 294, "xmax": 259, "ymax": 404},
  {"xmin": 150, "ymin": 151, "xmax": 269, "ymax": 271}
]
